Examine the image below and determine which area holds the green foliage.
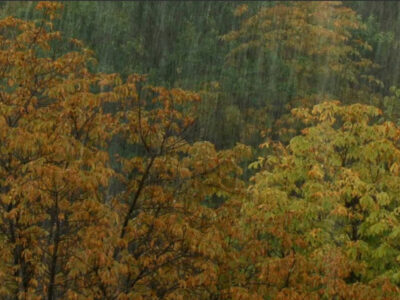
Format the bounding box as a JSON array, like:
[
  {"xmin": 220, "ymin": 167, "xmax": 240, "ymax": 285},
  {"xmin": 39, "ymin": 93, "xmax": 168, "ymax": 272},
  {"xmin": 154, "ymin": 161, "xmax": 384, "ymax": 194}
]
[{"xmin": 234, "ymin": 101, "xmax": 400, "ymax": 298}]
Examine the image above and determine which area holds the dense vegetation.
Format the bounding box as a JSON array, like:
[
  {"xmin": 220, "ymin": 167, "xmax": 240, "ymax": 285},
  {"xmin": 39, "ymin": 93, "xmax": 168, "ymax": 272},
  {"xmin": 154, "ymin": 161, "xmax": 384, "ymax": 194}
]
[{"xmin": 1, "ymin": 1, "xmax": 400, "ymax": 299}]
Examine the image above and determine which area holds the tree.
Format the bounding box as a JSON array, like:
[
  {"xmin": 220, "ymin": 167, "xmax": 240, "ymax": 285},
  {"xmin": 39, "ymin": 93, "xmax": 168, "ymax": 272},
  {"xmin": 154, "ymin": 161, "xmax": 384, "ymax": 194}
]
[
  {"xmin": 0, "ymin": 3, "xmax": 251, "ymax": 299},
  {"xmin": 231, "ymin": 101, "xmax": 400, "ymax": 298},
  {"xmin": 0, "ymin": 2, "xmax": 119, "ymax": 298},
  {"xmin": 222, "ymin": 2, "xmax": 382, "ymax": 143},
  {"xmin": 71, "ymin": 77, "xmax": 252, "ymax": 299}
]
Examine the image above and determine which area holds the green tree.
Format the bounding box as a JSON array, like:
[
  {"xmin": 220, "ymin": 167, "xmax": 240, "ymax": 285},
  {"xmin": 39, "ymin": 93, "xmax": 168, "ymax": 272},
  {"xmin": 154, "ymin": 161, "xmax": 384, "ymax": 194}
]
[{"xmin": 230, "ymin": 101, "xmax": 400, "ymax": 299}]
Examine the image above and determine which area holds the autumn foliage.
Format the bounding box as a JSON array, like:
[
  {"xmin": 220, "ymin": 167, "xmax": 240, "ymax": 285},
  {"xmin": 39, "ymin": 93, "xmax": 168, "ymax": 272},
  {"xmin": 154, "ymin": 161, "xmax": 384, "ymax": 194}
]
[
  {"xmin": 1, "ymin": 2, "xmax": 400, "ymax": 300},
  {"xmin": 0, "ymin": 3, "xmax": 248, "ymax": 299}
]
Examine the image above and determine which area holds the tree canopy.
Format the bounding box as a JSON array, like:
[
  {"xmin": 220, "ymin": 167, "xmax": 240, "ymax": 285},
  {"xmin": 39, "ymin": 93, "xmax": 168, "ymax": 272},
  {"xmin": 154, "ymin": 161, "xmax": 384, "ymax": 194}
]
[{"xmin": 1, "ymin": 1, "xmax": 400, "ymax": 299}]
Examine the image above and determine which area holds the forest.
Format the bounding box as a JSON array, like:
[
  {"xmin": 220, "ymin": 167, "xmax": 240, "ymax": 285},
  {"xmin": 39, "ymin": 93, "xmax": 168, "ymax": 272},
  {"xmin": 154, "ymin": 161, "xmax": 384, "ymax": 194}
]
[{"xmin": 2, "ymin": 1, "xmax": 400, "ymax": 299}]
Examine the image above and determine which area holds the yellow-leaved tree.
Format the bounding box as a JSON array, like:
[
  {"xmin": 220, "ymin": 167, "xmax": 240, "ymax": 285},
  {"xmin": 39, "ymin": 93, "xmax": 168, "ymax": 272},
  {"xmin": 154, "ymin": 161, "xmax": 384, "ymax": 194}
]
[{"xmin": 227, "ymin": 102, "xmax": 400, "ymax": 299}]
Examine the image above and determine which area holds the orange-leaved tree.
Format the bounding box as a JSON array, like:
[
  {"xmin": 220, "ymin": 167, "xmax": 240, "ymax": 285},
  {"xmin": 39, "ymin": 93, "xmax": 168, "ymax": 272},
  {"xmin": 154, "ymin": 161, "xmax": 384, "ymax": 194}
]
[
  {"xmin": 224, "ymin": 1, "xmax": 379, "ymax": 100},
  {"xmin": 69, "ymin": 75, "xmax": 252, "ymax": 299},
  {"xmin": 0, "ymin": 2, "xmax": 251, "ymax": 299},
  {"xmin": 0, "ymin": 2, "xmax": 120, "ymax": 299},
  {"xmin": 223, "ymin": 2, "xmax": 383, "ymax": 143}
]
